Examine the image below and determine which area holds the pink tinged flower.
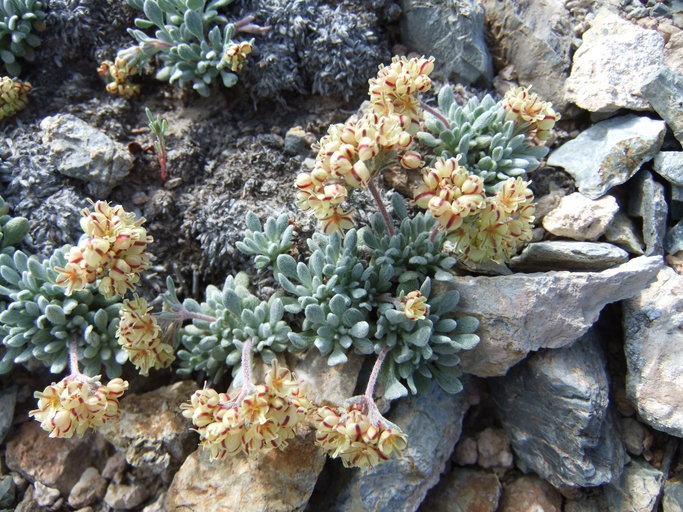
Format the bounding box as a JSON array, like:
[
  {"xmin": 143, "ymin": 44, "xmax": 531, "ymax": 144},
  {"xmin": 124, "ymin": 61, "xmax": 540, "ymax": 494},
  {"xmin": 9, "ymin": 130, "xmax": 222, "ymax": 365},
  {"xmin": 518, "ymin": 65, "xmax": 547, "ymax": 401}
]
[
  {"xmin": 344, "ymin": 161, "xmax": 371, "ymax": 188},
  {"xmin": 400, "ymin": 151, "xmax": 423, "ymax": 170},
  {"xmin": 320, "ymin": 207, "xmax": 356, "ymax": 234},
  {"xmin": 54, "ymin": 261, "xmax": 88, "ymax": 295}
]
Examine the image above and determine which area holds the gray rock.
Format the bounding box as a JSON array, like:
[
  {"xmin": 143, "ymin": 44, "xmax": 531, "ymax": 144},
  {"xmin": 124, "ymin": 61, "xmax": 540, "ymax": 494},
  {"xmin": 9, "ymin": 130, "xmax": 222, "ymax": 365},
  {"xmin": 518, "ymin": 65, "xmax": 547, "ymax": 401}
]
[
  {"xmin": 664, "ymin": 481, "xmax": 683, "ymax": 512},
  {"xmin": 68, "ymin": 468, "xmax": 108, "ymax": 509},
  {"xmin": 666, "ymin": 220, "xmax": 683, "ymax": 254},
  {"xmin": 453, "ymin": 436, "xmax": 478, "ymax": 466},
  {"xmin": 499, "ymin": 475, "xmax": 562, "ymax": 512},
  {"xmin": 623, "ymin": 266, "xmax": 683, "ymax": 437},
  {"xmin": 32, "ymin": 482, "xmax": 60, "ymax": 507},
  {"xmin": 0, "ymin": 385, "xmax": 16, "ymax": 444},
  {"xmin": 642, "ymin": 67, "xmax": 683, "ymax": 146},
  {"xmin": 39, "ymin": 114, "xmax": 134, "ymax": 197},
  {"xmin": 283, "ymin": 126, "xmax": 313, "ymax": 156},
  {"xmin": 673, "ymin": 185, "xmax": 683, "ymax": 221},
  {"xmin": 104, "ymin": 483, "xmax": 149, "ymax": 510},
  {"xmin": 603, "ymin": 459, "xmax": 663, "ymax": 512},
  {"xmin": 481, "ymin": 0, "xmax": 572, "ymax": 112},
  {"xmin": 619, "ymin": 417, "xmax": 647, "ymax": 456},
  {"xmin": 491, "ymin": 330, "xmax": 625, "ymax": 487},
  {"xmin": 654, "ymin": 152, "xmax": 683, "ymax": 185},
  {"xmin": 509, "ymin": 241, "xmax": 629, "ymax": 272},
  {"xmin": 542, "ymin": 192, "xmax": 619, "ymax": 241},
  {"xmin": 564, "ymin": 493, "xmax": 607, "ymax": 512},
  {"xmin": 420, "ymin": 467, "xmax": 501, "ymax": 512},
  {"xmin": 547, "ymin": 114, "xmax": 666, "ymax": 199},
  {"xmin": 400, "ymin": 0, "xmax": 492, "ymax": 86},
  {"xmin": 331, "ymin": 381, "xmax": 472, "ymax": 512},
  {"xmin": 565, "ymin": 10, "xmax": 665, "ymax": 112},
  {"xmin": 14, "ymin": 485, "xmax": 38, "ymax": 512},
  {"xmin": 476, "ymin": 428, "xmax": 514, "ymax": 469},
  {"xmin": 0, "ymin": 475, "xmax": 15, "ymax": 509},
  {"xmin": 457, "ymin": 255, "xmax": 662, "ymax": 377},
  {"xmin": 629, "ymin": 170, "xmax": 668, "ymax": 255},
  {"xmin": 605, "ymin": 211, "xmax": 645, "ymax": 255}
]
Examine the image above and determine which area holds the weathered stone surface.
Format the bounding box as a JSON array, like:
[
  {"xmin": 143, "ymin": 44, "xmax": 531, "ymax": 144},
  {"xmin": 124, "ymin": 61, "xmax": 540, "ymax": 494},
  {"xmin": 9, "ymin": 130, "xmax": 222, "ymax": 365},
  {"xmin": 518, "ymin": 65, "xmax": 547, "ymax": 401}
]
[
  {"xmin": 619, "ymin": 417, "xmax": 647, "ymax": 456},
  {"xmin": 5, "ymin": 421, "xmax": 106, "ymax": 495},
  {"xmin": 654, "ymin": 151, "xmax": 683, "ymax": 185},
  {"xmin": 14, "ymin": 485, "xmax": 39, "ymax": 512},
  {"xmin": 664, "ymin": 481, "xmax": 683, "ymax": 512},
  {"xmin": 0, "ymin": 475, "xmax": 15, "ymax": 509},
  {"xmin": 491, "ymin": 330, "xmax": 625, "ymax": 487},
  {"xmin": 605, "ymin": 211, "xmax": 645, "ymax": 255},
  {"xmin": 400, "ymin": 0, "xmax": 492, "ymax": 86},
  {"xmin": 623, "ymin": 266, "xmax": 683, "ymax": 436},
  {"xmin": 98, "ymin": 380, "xmax": 197, "ymax": 478},
  {"xmin": 167, "ymin": 432, "xmax": 324, "ymax": 512},
  {"xmin": 293, "ymin": 350, "xmax": 363, "ymax": 406},
  {"xmin": 629, "ymin": 170, "xmax": 668, "ymax": 255},
  {"xmin": 547, "ymin": 114, "xmax": 666, "ymax": 199},
  {"xmin": 457, "ymin": 255, "xmax": 661, "ymax": 376},
  {"xmin": 104, "ymin": 483, "xmax": 149, "ymax": 510},
  {"xmin": 68, "ymin": 468, "xmax": 108, "ymax": 509},
  {"xmin": 603, "ymin": 459, "xmax": 663, "ymax": 512},
  {"xmin": 509, "ymin": 241, "xmax": 629, "ymax": 272},
  {"xmin": 476, "ymin": 428, "xmax": 513, "ymax": 469},
  {"xmin": 32, "ymin": 482, "xmax": 60, "ymax": 507},
  {"xmin": 566, "ymin": 10, "xmax": 665, "ymax": 112},
  {"xmin": 40, "ymin": 113, "xmax": 134, "ymax": 197},
  {"xmin": 673, "ymin": 185, "xmax": 683, "ymax": 221},
  {"xmin": 0, "ymin": 385, "xmax": 16, "ymax": 444},
  {"xmin": 482, "ymin": 0, "xmax": 572, "ymax": 111},
  {"xmin": 453, "ymin": 436, "xmax": 478, "ymax": 466},
  {"xmin": 542, "ymin": 192, "xmax": 619, "ymax": 241},
  {"xmin": 499, "ymin": 475, "xmax": 562, "ymax": 512},
  {"xmin": 420, "ymin": 468, "xmax": 501, "ymax": 512},
  {"xmin": 666, "ymin": 220, "xmax": 683, "ymax": 254},
  {"xmin": 283, "ymin": 126, "xmax": 314, "ymax": 156},
  {"xmin": 642, "ymin": 67, "xmax": 683, "ymax": 145},
  {"xmin": 331, "ymin": 381, "xmax": 471, "ymax": 512}
]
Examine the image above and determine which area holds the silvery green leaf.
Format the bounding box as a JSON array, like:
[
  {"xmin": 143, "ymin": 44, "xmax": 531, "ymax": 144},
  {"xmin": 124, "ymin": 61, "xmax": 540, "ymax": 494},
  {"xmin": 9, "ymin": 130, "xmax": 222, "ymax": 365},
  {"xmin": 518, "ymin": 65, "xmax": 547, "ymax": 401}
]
[
  {"xmin": 383, "ymin": 365, "xmax": 408, "ymax": 400},
  {"xmin": 142, "ymin": 0, "xmax": 164, "ymax": 26},
  {"xmin": 419, "ymin": 278, "xmax": 431, "ymax": 297},
  {"xmin": 454, "ymin": 316, "xmax": 479, "ymax": 333},
  {"xmin": 254, "ymin": 255, "xmax": 270, "ymax": 269},
  {"xmin": 432, "ymin": 366, "xmax": 463, "ymax": 394},
  {"xmin": 328, "ymin": 294, "xmax": 347, "ymax": 317},
  {"xmin": 220, "ymin": 71, "xmax": 238, "ymax": 88},
  {"xmin": 305, "ymin": 304, "xmax": 325, "ymax": 325},
  {"xmin": 327, "ymin": 347, "xmax": 347, "ymax": 366},
  {"xmin": 269, "ymin": 298, "xmax": 283, "ymax": 324},
  {"xmin": 184, "ymin": 8, "xmax": 204, "ymax": 39},
  {"xmin": 452, "ymin": 333, "xmax": 479, "ymax": 350},
  {"xmin": 44, "ymin": 304, "xmax": 66, "ymax": 325},
  {"xmin": 411, "ymin": 325, "xmax": 432, "ymax": 347},
  {"xmin": 186, "ymin": 0, "xmax": 204, "ymax": 9},
  {"xmin": 314, "ymin": 336, "xmax": 332, "ymax": 355},
  {"xmin": 353, "ymin": 338, "xmax": 374, "ymax": 354},
  {"xmin": 349, "ymin": 321, "xmax": 369, "ymax": 338},
  {"xmin": 438, "ymin": 84, "xmax": 454, "ymax": 112},
  {"xmin": 436, "ymin": 319, "xmax": 457, "ymax": 332},
  {"xmin": 384, "ymin": 309, "xmax": 405, "ymax": 325}
]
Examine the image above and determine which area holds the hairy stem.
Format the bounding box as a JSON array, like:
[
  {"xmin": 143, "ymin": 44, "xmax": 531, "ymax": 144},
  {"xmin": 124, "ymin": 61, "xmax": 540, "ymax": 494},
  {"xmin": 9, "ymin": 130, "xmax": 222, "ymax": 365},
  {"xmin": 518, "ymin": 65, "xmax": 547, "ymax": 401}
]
[
  {"xmin": 420, "ymin": 102, "xmax": 451, "ymax": 130},
  {"xmin": 68, "ymin": 335, "xmax": 81, "ymax": 376},
  {"xmin": 171, "ymin": 304, "xmax": 217, "ymax": 323},
  {"xmin": 365, "ymin": 345, "xmax": 390, "ymax": 401},
  {"xmin": 430, "ymin": 224, "xmax": 441, "ymax": 242},
  {"xmin": 368, "ymin": 181, "xmax": 395, "ymax": 236},
  {"xmin": 223, "ymin": 338, "xmax": 255, "ymax": 408}
]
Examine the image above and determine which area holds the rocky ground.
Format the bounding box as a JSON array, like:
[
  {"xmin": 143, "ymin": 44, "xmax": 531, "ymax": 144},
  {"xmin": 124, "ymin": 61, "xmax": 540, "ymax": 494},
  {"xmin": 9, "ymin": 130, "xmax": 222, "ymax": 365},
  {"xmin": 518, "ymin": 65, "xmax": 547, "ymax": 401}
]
[{"xmin": 2, "ymin": 0, "xmax": 683, "ymax": 511}]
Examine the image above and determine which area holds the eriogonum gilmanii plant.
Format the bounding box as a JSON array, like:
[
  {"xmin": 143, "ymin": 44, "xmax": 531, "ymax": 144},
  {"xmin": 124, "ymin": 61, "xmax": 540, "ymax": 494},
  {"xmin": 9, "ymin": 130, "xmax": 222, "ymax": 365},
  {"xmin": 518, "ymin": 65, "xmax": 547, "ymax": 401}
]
[
  {"xmin": 54, "ymin": 201, "xmax": 153, "ymax": 298},
  {"xmin": 0, "ymin": 0, "xmax": 46, "ymax": 76},
  {"xmin": 501, "ymin": 86, "xmax": 560, "ymax": 141}
]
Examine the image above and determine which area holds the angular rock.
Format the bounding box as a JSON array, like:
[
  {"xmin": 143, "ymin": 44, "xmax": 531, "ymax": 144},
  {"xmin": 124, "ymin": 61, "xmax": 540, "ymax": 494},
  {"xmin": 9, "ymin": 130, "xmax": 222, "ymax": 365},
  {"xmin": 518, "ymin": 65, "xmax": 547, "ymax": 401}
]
[
  {"xmin": 40, "ymin": 113, "xmax": 134, "ymax": 197},
  {"xmin": 14, "ymin": 485, "xmax": 38, "ymax": 512},
  {"xmin": 629, "ymin": 170, "xmax": 668, "ymax": 255},
  {"xmin": 453, "ymin": 436, "xmax": 478, "ymax": 466},
  {"xmin": 98, "ymin": 380, "xmax": 197, "ymax": 479},
  {"xmin": 420, "ymin": 468, "xmax": 501, "ymax": 512},
  {"xmin": 654, "ymin": 151, "xmax": 683, "ymax": 185},
  {"xmin": 167, "ymin": 432, "xmax": 325, "ymax": 512},
  {"xmin": 509, "ymin": 241, "xmax": 629, "ymax": 272},
  {"xmin": 619, "ymin": 417, "xmax": 647, "ymax": 456},
  {"xmin": 0, "ymin": 385, "xmax": 16, "ymax": 444},
  {"xmin": 603, "ymin": 459, "xmax": 663, "ymax": 512},
  {"xmin": 673, "ymin": 185, "xmax": 683, "ymax": 221},
  {"xmin": 499, "ymin": 475, "xmax": 562, "ymax": 512},
  {"xmin": 605, "ymin": 211, "xmax": 645, "ymax": 255},
  {"xmin": 642, "ymin": 67, "xmax": 683, "ymax": 145},
  {"xmin": 547, "ymin": 114, "xmax": 666, "ymax": 199},
  {"xmin": 330, "ymin": 381, "xmax": 472, "ymax": 512},
  {"xmin": 0, "ymin": 475, "xmax": 15, "ymax": 509},
  {"xmin": 457, "ymin": 255, "xmax": 661, "ymax": 376},
  {"xmin": 664, "ymin": 481, "xmax": 683, "ymax": 512},
  {"xmin": 481, "ymin": 0, "xmax": 573, "ymax": 111},
  {"xmin": 542, "ymin": 192, "xmax": 619, "ymax": 241},
  {"xmin": 68, "ymin": 468, "xmax": 108, "ymax": 509},
  {"xmin": 104, "ymin": 483, "xmax": 149, "ymax": 510},
  {"xmin": 6, "ymin": 421, "xmax": 106, "ymax": 495},
  {"xmin": 666, "ymin": 220, "xmax": 683, "ymax": 254},
  {"xmin": 566, "ymin": 10, "xmax": 665, "ymax": 112},
  {"xmin": 491, "ymin": 330, "xmax": 625, "ymax": 487},
  {"xmin": 32, "ymin": 482, "xmax": 60, "ymax": 507},
  {"xmin": 476, "ymin": 428, "xmax": 513, "ymax": 469},
  {"xmin": 293, "ymin": 350, "xmax": 363, "ymax": 406},
  {"xmin": 400, "ymin": 0, "xmax": 492, "ymax": 86},
  {"xmin": 623, "ymin": 266, "xmax": 683, "ymax": 436},
  {"xmin": 283, "ymin": 126, "xmax": 313, "ymax": 156}
]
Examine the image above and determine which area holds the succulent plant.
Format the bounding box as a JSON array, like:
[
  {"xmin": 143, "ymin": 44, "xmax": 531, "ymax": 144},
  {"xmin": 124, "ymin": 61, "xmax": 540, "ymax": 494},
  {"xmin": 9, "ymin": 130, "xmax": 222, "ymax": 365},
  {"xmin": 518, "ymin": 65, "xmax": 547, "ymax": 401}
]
[
  {"xmin": 0, "ymin": 245, "xmax": 126, "ymax": 377},
  {"xmin": 0, "ymin": 76, "xmax": 30, "ymax": 119},
  {"xmin": 0, "ymin": 195, "xmax": 28, "ymax": 253},
  {"xmin": 109, "ymin": 0, "xmax": 255, "ymax": 96},
  {"xmin": 174, "ymin": 272, "xmax": 293, "ymax": 383},
  {"xmin": 418, "ymin": 85, "xmax": 548, "ymax": 192},
  {"xmin": 235, "ymin": 212, "xmax": 293, "ymax": 270},
  {"xmin": 0, "ymin": 0, "xmax": 45, "ymax": 76}
]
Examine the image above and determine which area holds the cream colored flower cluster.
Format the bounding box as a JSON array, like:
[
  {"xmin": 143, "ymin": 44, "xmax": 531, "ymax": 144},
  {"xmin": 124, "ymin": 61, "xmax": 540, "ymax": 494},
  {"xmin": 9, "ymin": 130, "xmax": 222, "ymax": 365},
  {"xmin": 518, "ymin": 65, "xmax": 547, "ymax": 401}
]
[
  {"xmin": 311, "ymin": 403, "xmax": 408, "ymax": 470},
  {"xmin": 29, "ymin": 375, "xmax": 128, "ymax": 438},
  {"xmin": 55, "ymin": 201, "xmax": 153, "ymax": 298},
  {"xmin": 0, "ymin": 76, "xmax": 32, "ymax": 120},
  {"xmin": 502, "ymin": 86, "xmax": 560, "ymax": 141},
  {"xmin": 181, "ymin": 362, "xmax": 311, "ymax": 460},
  {"xmin": 224, "ymin": 41, "xmax": 253, "ymax": 72},
  {"xmin": 401, "ymin": 290, "xmax": 429, "ymax": 321},
  {"xmin": 369, "ymin": 55, "xmax": 435, "ymax": 130},
  {"xmin": 414, "ymin": 157, "xmax": 535, "ymax": 263},
  {"xmin": 116, "ymin": 295, "xmax": 175, "ymax": 376},
  {"xmin": 97, "ymin": 58, "xmax": 141, "ymax": 99}
]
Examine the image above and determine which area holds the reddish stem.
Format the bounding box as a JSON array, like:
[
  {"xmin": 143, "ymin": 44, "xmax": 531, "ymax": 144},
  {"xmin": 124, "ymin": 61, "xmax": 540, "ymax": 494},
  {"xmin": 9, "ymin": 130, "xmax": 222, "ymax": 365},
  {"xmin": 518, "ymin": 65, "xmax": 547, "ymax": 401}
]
[
  {"xmin": 368, "ymin": 181, "xmax": 395, "ymax": 236},
  {"xmin": 421, "ymin": 102, "xmax": 451, "ymax": 130},
  {"xmin": 68, "ymin": 336, "xmax": 81, "ymax": 376},
  {"xmin": 365, "ymin": 345, "xmax": 390, "ymax": 401}
]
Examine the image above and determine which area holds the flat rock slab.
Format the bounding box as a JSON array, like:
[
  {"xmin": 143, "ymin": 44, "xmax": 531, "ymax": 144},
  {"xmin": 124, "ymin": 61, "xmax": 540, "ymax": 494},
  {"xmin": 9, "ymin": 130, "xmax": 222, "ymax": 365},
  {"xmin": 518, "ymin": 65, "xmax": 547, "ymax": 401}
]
[
  {"xmin": 566, "ymin": 9, "xmax": 665, "ymax": 112},
  {"xmin": 330, "ymin": 381, "xmax": 471, "ymax": 512},
  {"xmin": 666, "ymin": 220, "xmax": 683, "ymax": 254},
  {"xmin": 509, "ymin": 241, "xmax": 629, "ymax": 272},
  {"xmin": 547, "ymin": 114, "xmax": 665, "ymax": 199},
  {"xmin": 491, "ymin": 330, "xmax": 625, "ymax": 488},
  {"xmin": 542, "ymin": 192, "xmax": 619, "ymax": 241},
  {"xmin": 457, "ymin": 255, "xmax": 662, "ymax": 376},
  {"xmin": 603, "ymin": 459, "xmax": 663, "ymax": 512},
  {"xmin": 623, "ymin": 266, "xmax": 683, "ymax": 437},
  {"xmin": 642, "ymin": 67, "xmax": 683, "ymax": 146},
  {"xmin": 654, "ymin": 151, "xmax": 683, "ymax": 185}
]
